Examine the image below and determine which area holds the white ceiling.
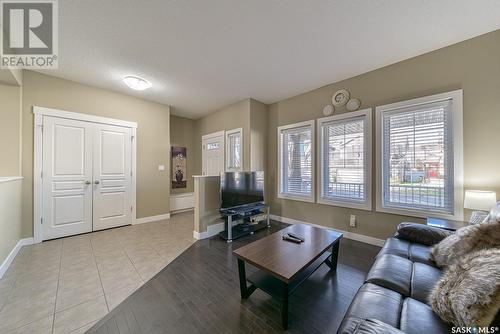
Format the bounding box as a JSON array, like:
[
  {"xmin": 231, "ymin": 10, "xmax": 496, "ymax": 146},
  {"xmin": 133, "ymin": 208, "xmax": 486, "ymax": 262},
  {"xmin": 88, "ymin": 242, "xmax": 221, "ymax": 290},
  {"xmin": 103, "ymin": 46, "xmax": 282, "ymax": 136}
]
[{"xmin": 39, "ymin": 0, "xmax": 500, "ymax": 118}]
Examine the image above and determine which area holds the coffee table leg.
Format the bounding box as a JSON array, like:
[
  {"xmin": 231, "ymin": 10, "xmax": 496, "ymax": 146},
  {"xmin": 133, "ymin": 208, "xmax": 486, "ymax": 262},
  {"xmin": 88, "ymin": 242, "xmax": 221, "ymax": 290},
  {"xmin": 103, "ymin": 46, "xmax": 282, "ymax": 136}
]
[
  {"xmin": 282, "ymin": 285, "xmax": 289, "ymax": 329},
  {"xmin": 330, "ymin": 240, "xmax": 340, "ymax": 271},
  {"xmin": 237, "ymin": 259, "xmax": 256, "ymax": 299},
  {"xmin": 237, "ymin": 259, "xmax": 248, "ymax": 298},
  {"xmin": 326, "ymin": 240, "xmax": 340, "ymax": 271}
]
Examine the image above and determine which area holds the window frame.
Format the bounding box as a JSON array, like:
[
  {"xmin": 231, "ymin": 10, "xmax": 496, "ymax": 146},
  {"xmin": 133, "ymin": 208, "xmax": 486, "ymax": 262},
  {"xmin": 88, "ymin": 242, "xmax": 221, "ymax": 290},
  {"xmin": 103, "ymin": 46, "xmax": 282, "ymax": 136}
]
[
  {"xmin": 225, "ymin": 128, "xmax": 243, "ymax": 171},
  {"xmin": 375, "ymin": 90, "xmax": 464, "ymax": 220},
  {"xmin": 317, "ymin": 108, "xmax": 373, "ymax": 211},
  {"xmin": 277, "ymin": 120, "xmax": 315, "ymax": 203}
]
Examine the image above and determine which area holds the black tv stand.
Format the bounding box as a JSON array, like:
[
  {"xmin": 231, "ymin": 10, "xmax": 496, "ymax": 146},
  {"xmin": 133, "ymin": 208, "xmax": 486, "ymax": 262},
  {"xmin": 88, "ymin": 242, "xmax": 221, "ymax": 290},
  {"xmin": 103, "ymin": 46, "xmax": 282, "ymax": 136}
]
[{"xmin": 219, "ymin": 204, "xmax": 270, "ymax": 243}]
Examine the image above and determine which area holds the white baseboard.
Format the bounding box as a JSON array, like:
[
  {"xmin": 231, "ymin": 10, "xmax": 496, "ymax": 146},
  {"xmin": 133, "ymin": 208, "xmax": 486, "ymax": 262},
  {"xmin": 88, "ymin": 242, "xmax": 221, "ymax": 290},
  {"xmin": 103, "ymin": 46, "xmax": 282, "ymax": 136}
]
[
  {"xmin": 134, "ymin": 213, "xmax": 171, "ymax": 225},
  {"xmin": 193, "ymin": 222, "xmax": 225, "ymax": 240},
  {"xmin": 0, "ymin": 237, "xmax": 34, "ymax": 279},
  {"xmin": 270, "ymin": 215, "xmax": 385, "ymax": 247}
]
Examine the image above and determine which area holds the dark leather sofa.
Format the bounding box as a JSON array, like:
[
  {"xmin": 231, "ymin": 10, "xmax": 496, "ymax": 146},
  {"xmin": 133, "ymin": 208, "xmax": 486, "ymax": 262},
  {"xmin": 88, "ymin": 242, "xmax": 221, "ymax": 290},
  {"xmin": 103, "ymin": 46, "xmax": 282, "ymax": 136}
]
[{"xmin": 338, "ymin": 227, "xmax": 451, "ymax": 333}]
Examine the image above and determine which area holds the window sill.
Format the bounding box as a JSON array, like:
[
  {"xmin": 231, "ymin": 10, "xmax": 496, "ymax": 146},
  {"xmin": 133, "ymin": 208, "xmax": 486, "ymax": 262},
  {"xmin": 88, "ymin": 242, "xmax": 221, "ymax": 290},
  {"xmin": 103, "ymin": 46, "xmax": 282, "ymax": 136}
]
[
  {"xmin": 317, "ymin": 198, "xmax": 372, "ymax": 211},
  {"xmin": 277, "ymin": 193, "xmax": 315, "ymax": 203},
  {"xmin": 375, "ymin": 204, "xmax": 463, "ymax": 221}
]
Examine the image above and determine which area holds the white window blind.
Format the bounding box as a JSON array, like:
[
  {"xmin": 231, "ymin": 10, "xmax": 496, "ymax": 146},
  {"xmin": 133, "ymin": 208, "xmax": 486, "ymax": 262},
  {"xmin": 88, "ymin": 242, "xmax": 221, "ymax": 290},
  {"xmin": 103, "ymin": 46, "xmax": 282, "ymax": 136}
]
[
  {"xmin": 279, "ymin": 122, "xmax": 313, "ymax": 200},
  {"xmin": 321, "ymin": 117, "xmax": 366, "ymax": 203},
  {"xmin": 382, "ymin": 100, "xmax": 454, "ymax": 214},
  {"xmin": 226, "ymin": 130, "xmax": 242, "ymax": 170}
]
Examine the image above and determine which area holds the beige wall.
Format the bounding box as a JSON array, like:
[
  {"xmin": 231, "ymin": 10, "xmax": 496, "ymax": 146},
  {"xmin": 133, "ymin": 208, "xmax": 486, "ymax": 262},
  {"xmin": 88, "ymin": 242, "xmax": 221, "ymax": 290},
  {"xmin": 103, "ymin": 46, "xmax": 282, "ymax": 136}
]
[
  {"xmin": 267, "ymin": 29, "xmax": 500, "ymax": 240},
  {"xmin": 170, "ymin": 115, "xmax": 197, "ymax": 193},
  {"xmin": 196, "ymin": 99, "xmax": 252, "ymax": 171},
  {"xmin": 21, "ymin": 71, "xmax": 171, "ymax": 237},
  {"xmin": 0, "ymin": 68, "xmax": 22, "ymax": 86},
  {"xmin": 0, "ymin": 84, "xmax": 22, "ymax": 176},
  {"xmin": 249, "ymin": 99, "xmax": 269, "ymax": 201},
  {"xmin": 249, "ymin": 99, "xmax": 268, "ymax": 172},
  {"xmin": 0, "ymin": 179, "xmax": 22, "ymax": 267}
]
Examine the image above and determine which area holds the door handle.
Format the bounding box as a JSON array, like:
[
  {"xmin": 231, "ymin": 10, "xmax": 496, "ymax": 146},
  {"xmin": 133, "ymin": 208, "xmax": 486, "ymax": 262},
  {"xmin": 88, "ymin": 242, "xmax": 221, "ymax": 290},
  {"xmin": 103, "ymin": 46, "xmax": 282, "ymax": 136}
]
[
  {"xmin": 84, "ymin": 181, "xmax": 91, "ymax": 185},
  {"xmin": 94, "ymin": 180, "xmax": 100, "ymax": 185}
]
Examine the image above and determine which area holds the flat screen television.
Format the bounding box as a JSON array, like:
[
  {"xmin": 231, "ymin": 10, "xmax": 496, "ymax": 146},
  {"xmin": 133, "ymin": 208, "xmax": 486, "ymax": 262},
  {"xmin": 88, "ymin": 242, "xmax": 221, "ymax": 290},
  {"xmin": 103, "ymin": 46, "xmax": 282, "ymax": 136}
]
[{"xmin": 220, "ymin": 171, "xmax": 264, "ymax": 210}]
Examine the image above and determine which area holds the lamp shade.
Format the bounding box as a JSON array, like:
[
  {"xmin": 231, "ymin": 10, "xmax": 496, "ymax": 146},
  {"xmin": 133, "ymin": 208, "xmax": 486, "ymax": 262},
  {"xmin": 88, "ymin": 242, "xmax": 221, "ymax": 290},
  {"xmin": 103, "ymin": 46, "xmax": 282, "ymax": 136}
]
[{"xmin": 464, "ymin": 190, "xmax": 497, "ymax": 211}]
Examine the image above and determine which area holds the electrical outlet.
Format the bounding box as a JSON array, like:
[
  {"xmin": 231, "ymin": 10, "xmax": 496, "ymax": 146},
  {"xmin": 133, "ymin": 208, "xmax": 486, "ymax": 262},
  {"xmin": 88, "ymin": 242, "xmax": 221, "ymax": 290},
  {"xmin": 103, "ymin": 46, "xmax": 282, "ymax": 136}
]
[
  {"xmin": 349, "ymin": 214, "xmax": 356, "ymax": 227},
  {"xmin": 158, "ymin": 165, "xmax": 165, "ymax": 171}
]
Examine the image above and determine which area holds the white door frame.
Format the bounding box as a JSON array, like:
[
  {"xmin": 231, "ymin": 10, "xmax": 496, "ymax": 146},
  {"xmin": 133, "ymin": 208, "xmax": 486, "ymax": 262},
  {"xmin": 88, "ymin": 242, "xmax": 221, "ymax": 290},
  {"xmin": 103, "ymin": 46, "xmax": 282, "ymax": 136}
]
[
  {"xmin": 201, "ymin": 130, "xmax": 225, "ymax": 176},
  {"xmin": 33, "ymin": 106, "xmax": 137, "ymax": 243}
]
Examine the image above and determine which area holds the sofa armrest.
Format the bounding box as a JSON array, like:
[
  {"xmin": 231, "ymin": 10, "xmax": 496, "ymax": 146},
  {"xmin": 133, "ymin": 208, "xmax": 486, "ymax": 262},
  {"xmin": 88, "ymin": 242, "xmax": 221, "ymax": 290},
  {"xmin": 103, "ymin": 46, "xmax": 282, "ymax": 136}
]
[
  {"xmin": 338, "ymin": 317, "xmax": 404, "ymax": 334},
  {"xmin": 394, "ymin": 223, "xmax": 452, "ymax": 246}
]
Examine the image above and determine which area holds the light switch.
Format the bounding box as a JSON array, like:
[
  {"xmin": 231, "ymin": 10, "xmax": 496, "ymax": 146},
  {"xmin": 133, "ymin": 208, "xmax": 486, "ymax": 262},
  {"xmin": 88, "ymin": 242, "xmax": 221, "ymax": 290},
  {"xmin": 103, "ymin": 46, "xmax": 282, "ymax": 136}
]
[{"xmin": 158, "ymin": 165, "xmax": 165, "ymax": 171}]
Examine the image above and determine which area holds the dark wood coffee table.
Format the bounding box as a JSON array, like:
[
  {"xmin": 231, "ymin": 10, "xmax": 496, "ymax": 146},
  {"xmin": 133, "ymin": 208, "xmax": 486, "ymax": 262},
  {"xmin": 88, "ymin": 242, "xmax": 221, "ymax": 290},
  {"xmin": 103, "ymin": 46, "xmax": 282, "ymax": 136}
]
[{"xmin": 233, "ymin": 224, "xmax": 342, "ymax": 329}]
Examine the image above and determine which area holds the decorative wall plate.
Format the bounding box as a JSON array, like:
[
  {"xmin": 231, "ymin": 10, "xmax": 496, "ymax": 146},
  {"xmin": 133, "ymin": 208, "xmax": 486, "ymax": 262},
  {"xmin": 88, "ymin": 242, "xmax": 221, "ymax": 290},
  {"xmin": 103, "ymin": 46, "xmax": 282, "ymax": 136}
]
[
  {"xmin": 322, "ymin": 104, "xmax": 334, "ymax": 116},
  {"xmin": 332, "ymin": 89, "xmax": 350, "ymax": 107},
  {"xmin": 346, "ymin": 98, "xmax": 361, "ymax": 111}
]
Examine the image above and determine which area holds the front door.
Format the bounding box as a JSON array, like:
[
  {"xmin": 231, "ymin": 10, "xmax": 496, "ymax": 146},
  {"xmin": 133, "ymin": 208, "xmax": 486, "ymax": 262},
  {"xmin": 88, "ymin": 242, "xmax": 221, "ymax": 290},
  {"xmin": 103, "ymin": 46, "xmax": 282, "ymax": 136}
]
[
  {"xmin": 92, "ymin": 123, "xmax": 132, "ymax": 231},
  {"xmin": 202, "ymin": 131, "xmax": 225, "ymax": 176},
  {"xmin": 42, "ymin": 116, "xmax": 93, "ymax": 239}
]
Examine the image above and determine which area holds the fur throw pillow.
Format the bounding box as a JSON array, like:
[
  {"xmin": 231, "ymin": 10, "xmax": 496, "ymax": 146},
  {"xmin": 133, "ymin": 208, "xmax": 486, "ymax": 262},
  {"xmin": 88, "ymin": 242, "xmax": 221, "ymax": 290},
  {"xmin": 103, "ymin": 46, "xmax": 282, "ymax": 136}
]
[
  {"xmin": 430, "ymin": 248, "xmax": 500, "ymax": 327},
  {"xmin": 430, "ymin": 222, "xmax": 500, "ymax": 267}
]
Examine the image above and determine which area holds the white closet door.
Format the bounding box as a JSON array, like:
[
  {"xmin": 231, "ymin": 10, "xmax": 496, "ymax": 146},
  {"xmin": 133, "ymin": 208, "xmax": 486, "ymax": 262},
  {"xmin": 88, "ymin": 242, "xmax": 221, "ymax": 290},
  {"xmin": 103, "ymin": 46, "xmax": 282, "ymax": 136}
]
[
  {"xmin": 42, "ymin": 116, "xmax": 93, "ymax": 240},
  {"xmin": 92, "ymin": 123, "xmax": 132, "ymax": 231}
]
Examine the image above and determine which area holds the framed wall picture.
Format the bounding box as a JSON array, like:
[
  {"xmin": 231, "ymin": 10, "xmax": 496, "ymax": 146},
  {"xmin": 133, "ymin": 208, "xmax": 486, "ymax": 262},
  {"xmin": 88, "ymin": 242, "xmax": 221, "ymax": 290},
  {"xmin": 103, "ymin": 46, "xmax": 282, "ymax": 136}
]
[{"xmin": 171, "ymin": 146, "xmax": 187, "ymax": 188}]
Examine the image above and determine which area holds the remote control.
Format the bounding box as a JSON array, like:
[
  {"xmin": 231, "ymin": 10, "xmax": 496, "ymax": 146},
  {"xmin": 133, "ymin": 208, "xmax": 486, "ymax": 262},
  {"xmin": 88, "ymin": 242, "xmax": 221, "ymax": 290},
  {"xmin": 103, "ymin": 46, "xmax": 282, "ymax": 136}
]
[
  {"xmin": 282, "ymin": 235, "xmax": 302, "ymax": 244},
  {"xmin": 287, "ymin": 232, "xmax": 305, "ymax": 242}
]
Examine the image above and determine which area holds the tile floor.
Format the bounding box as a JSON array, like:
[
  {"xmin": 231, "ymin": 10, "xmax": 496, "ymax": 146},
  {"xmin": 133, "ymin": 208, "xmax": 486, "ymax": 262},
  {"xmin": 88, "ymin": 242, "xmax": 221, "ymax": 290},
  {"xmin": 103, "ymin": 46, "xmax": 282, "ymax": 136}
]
[{"xmin": 0, "ymin": 211, "xmax": 196, "ymax": 334}]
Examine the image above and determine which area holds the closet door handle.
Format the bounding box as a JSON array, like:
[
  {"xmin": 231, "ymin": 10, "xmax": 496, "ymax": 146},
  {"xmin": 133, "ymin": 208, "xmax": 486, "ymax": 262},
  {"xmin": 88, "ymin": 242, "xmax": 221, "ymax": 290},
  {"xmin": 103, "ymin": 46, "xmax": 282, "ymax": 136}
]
[
  {"xmin": 84, "ymin": 181, "xmax": 91, "ymax": 185},
  {"xmin": 94, "ymin": 180, "xmax": 100, "ymax": 185}
]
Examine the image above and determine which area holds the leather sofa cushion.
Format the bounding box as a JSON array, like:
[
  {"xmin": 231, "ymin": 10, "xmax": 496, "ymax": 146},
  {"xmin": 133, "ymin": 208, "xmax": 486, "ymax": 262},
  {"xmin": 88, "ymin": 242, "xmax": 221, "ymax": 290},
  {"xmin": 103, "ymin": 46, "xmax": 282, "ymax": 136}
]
[
  {"xmin": 408, "ymin": 243, "xmax": 433, "ymax": 264},
  {"xmin": 378, "ymin": 238, "xmax": 434, "ymax": 266},
  {"xmin": 410, "ymin": 262, "xmax": 442, "ymax": 303},
  {"xmin": 378, "ymin": 238, "xmax": 409, "ymax": 258},
  {"xmin": 366, "ymin": 254, "xmax": 442, "ymax": 304},
  {"xmin": 342, "ymin": 283, "xmax": 403, "ymax": 328},
  {"xmin": 366, "ymin": 254, "xmax": 413, "ymax": 296},
  {"xmin": 400, "ymin": 298, "xmax": 451, "ymax": 334},
  {"xmin": 338, "ymin": 317, "xmax": 404, "ymax": 334},
  {"xmin": 395, "ymin": 223, "xmax": 452, "ymax": 246}
]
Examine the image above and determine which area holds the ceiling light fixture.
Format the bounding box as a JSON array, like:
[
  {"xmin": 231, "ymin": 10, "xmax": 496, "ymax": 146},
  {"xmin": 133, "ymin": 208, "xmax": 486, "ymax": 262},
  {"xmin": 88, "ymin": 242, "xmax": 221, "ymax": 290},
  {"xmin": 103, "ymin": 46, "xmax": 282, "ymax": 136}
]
[{"xmin": 123, "ymin": 75, "xmax": 152, "ymax": 91}]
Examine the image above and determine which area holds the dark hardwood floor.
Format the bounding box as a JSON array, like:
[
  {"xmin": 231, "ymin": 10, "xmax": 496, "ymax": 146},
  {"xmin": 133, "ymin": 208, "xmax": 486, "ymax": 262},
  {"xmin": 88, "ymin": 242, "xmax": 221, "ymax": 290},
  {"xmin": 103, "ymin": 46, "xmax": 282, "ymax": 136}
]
[{"xmin": 88, "ymin": 222, "xmax": 380, "ymax": 334}]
